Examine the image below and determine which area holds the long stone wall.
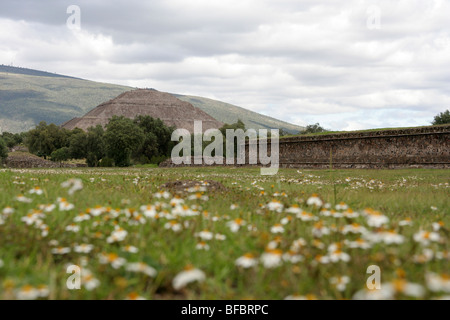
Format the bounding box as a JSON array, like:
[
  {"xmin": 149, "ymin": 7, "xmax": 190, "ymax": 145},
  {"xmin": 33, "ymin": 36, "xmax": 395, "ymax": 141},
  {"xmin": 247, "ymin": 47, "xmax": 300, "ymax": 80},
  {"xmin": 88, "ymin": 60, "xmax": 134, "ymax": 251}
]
[{"xmin": 270, "ymin": 125, "xmax": 450, "ymax": 169}]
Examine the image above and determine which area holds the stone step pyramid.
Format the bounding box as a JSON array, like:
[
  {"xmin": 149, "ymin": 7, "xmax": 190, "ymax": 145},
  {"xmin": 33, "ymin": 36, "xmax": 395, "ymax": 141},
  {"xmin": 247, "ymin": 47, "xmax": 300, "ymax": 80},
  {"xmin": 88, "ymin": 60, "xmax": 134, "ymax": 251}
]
[{"xmin": 61, "ymin": 89, "xmax": 224, "ymax": 132}]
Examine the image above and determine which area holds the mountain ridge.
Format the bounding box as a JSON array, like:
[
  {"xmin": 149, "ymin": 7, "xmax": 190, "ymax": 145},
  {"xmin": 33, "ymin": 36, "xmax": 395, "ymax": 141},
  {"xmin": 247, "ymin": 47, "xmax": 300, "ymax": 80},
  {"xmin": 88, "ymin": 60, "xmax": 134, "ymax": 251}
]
[{"xmin": 0, "ymin": 65, "xmax": 305, "ymax": 134}]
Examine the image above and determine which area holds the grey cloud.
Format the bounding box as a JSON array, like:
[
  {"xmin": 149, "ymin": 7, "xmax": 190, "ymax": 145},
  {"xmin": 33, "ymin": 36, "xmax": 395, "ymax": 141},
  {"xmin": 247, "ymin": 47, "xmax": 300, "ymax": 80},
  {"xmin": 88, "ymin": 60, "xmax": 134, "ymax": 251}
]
[{"xmin": 0, "ymin": 0, "xmax": 449, "ymax": 130}]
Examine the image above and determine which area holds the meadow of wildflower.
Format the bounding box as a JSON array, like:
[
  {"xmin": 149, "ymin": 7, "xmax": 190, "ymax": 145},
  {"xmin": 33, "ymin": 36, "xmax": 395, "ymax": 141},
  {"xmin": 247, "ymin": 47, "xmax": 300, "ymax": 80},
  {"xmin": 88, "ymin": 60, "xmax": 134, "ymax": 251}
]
[{"xmin": 0, "ymin": 167, "xmax": 448, "ymax": 300}]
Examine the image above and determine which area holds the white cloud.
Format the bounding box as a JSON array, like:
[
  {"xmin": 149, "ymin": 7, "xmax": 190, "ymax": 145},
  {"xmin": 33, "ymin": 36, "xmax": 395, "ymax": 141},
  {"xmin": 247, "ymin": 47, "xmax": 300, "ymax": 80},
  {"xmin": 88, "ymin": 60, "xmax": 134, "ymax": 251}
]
[{"xmin": 0, "ymin": 0, "xmax": 449, "ymax": 130}]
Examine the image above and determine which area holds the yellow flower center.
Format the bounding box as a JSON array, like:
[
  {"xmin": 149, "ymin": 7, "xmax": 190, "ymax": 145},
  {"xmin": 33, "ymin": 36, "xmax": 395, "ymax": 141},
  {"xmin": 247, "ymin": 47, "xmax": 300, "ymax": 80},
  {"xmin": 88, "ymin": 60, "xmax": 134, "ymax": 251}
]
[{"xmin": 107, "ymin": 253, "xmax": 118, "ymax": 262}]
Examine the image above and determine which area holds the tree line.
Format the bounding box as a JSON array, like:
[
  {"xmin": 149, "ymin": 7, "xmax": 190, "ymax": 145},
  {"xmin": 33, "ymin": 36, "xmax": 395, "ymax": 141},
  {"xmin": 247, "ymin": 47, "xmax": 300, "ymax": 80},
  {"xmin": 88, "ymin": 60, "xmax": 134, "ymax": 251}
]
[
  {"xmin": 2, "ymin": 109, "xmax": 448, "ymax": 166},
  {"xmin": 0, "ymin": 115, "xmax": 175, "ymax": 167}
]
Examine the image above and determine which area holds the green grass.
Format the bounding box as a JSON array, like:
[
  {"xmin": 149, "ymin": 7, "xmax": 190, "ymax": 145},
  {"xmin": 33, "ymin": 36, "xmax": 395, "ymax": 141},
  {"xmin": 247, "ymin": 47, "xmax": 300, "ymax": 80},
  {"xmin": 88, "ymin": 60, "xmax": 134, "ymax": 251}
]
[{"xmin": 0, "ymin": 167, "xmax": 448, "ymax": 300}]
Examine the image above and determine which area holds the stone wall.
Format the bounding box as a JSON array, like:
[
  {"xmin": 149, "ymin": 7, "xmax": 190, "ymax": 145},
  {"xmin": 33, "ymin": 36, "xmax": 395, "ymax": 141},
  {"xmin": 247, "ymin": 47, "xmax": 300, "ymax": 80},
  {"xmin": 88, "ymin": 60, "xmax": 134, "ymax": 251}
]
[
  {"xmin": 158, "ymin": 125, "xmax": 449, "ymax": 169},
  {"xmin": 263, "ymin": 125, "xmax": 450, "ymax": 169},
  {"xmin": 5, "ymin": 154, "xmax": 83, "ymax": 169}
]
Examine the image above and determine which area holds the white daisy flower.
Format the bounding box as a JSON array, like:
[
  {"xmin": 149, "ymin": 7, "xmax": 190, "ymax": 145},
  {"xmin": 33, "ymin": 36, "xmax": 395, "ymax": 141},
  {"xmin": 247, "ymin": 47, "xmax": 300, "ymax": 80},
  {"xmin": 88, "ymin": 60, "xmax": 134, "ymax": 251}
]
[
  {"xmin": 363, "ymin": 209, "xmax": 389, "ymax": 227},
  {"xmin": 195, "ymin": 242, "xmax": 210, "ymax": 251},
  {"xmin": 107, "ymin": 226, "xmax": 128, "ymax": 243},
  {"xmin": 170, "ymin": 197, "xmax": 185, "ymax": 207},
  {"xmin": 89, "ymin": 206, "xmax": 106, "ymax": 217},
  {"xmin": 98, "ymin": 253, "xmax": 126, "ymax": 269},
  {"xmin": 65, "ymin": 224, "xmax": 80, "ymax": 233},
  {"xmin": 290, "ymin": 238, "xmax": 307, "ymax": 252},
  {"xmin": 58, "ymin": 198, "xmax": 74, "ymax": 211},
  {"xmin": 126, "ymin": 262, "xmax": 157, "ymax": 277},
  {"xmin": 51, "ymin": 247, "xmax": 71, "ymax": 255},
  {"xmin": 28, "ymin": 187, "xmax": 44, "ymax": 195},
  {"xmin": 297, "ymin": 211, "xmax": 318, "ymax": 222},
  {"xmin": 314, "ymin": 255, "xmax": 330, "ymax": 264},
  {"xmin": 342, "ymin": 209, "xmax": 359, "ymax": 218},
  {"xmin": 341, "ymin": 223, "xmax": 368, "ymax": 235},
  {"xmin": 270, "ymin": 224, "xmax": 285, "ymax": 234},
  {"xmin": 82, "ymin": 269, "xmax": 100, "ymax": 291},
  {"xmin": 285, "ymin": 205, "xmax": 303, "ymax": 214},
  {"xmin": 280, "ymin": 216, "xmax": 293, "ymax": 225},
  {"xmin": 260, "ymin": 250, "xmax": 283, "ymax": 268},
  {"xmin": 353, "ymin": 287, "xmax": 394, "ymax": 300},
  {"xmin": 328, "ymin": 250, "xmax": 351, "ymax": 263},
  {"xmin": 187, "ymin": 193, "xmax": 209, "ymax": 201},
  {"xmin": 330, "ymin": 276, "xmax": 350, "ymax": 292},
  {"xmin": 426, "ymin": 272, "xmax": 450, "ymax": 293},
  {"xmin": 172, "ymin": 266, "xmax": 206, "ymax": 290},
  {"xmin": 266, "ymin": 200, "xmax": 284, "ymax": 213},
  {"xmin": 214, "ymin": 234, "xmax": 226, "ymax": 241},
  {"xmin": 344, "ymin": 238, "xmax": 372, "ymax": 249},
  {"xmin": 365, "ymin": 231, "xmax": 404, "ymax": 245},
  {"xmin": 306, "ymin": 194, "xmax": 323, "ymax": 207},
  {"xmin": 413, "ymin": 230, "xmax": 440, "ymax": 246},
  {"xmin": 2, "ymin": 206, "xmax": 14, "ymax": 216},
  {"xmin": 335, "ymin": 202, "xmax": 349, "ymax": 211},
  {"xmin": 195, "ymin": 230, "xmax": 214, "ymax": 241},
  {"xmin": 61, "ymin": 178, "xmax": 83, "ymax": 195},
  {"xmin": 432, "ymin": 222, "xmax": 444, "ymax": 231},
  {"xmin": 74, "ymin": 244, "xmax": 94, "ymax": 254},
  {"xmin": 164, "ymin": 220, "xmax": 183, "ymax": 233},
  {"xmin": 125, "ymin": 293, "xmax": 147, "ymax": 300},
  {"xmin": 227, "ymin": 218, "xmax": 246, "ymax": 233},
  {"xmin": 140, "ymin": 205, "xmax": 158, "ymax": 218},
  {"xmin": 74, "ymin": 213, "xmax": 91, "ymax": 222},
  {"xmin": 15, "ymin": 285, "xmax": 40, "ymax": 300},
  {"xmin": 15, "ymin": 195, "xmax": 32, "ymax": 203},
  {"xmin": 36, "ymin": 285, "xmax": 49, "ymax": 298},
  {"xmin": 385, "ymin": 280, "xmax": 426, "ymax": 298},
  {"xmin": 282, "ymin": 251, "xmax": 304, "ymax": 263},
  {"xmin": 122, "ymin": 245, "xmax": 139, "ymax": 253},
  {"xmin": 39, "ymin": 204, "xmax": 56, "ymax": 213},
  {"xmin": 235, "ymin": 253, "xmax": 258, "ymax": 268},
  {"xmin": 153, "ymin": 190, "xmax": 171, "ymax": 199},
  {"xmin": 312, "ymin": 221, "xmax": 330, "ymax": 238},
  {"xmin": 399, "ymin": 218, "xmax": 413, "ymax": 226}
]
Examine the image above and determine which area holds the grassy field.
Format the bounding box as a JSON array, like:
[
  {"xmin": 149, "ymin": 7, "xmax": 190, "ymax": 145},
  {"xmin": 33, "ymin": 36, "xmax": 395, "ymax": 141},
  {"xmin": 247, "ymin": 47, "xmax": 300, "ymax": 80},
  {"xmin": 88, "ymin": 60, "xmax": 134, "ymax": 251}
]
[{"xmin": 0, "ymin": 167, "xmax": 448, "ymax": 300}]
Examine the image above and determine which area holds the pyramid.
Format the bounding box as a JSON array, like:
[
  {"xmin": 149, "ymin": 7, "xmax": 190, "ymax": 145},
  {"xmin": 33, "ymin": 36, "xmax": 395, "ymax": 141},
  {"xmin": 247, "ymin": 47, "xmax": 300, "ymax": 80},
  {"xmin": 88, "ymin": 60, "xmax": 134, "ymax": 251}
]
[{"xmin": 61, "ymin": 89, "xmax": 224, "ymax": 132}]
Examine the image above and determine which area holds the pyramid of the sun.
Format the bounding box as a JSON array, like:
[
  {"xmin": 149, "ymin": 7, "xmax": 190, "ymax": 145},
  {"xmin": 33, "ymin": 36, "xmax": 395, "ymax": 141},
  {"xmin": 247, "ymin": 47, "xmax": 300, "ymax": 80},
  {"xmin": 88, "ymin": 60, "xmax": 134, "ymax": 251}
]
[{"xmin": 61, "ymin": 89, "xmax": 223, "ymax": 132}]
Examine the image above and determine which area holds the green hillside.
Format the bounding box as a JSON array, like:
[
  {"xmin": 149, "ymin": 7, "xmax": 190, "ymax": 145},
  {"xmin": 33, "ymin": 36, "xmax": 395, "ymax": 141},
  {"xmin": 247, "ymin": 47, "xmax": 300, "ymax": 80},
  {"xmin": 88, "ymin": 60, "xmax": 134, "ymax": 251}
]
[
  {"xmin": 175, "ymin": 94, "xmax": 304, "ymax": 133},
  {"xmin": 0, "ymin": 66, "xmax": 304, "ymax": 134},
  {"xmin": 0, "ymin": 70, "xmax": 131, "ymax": 133}
]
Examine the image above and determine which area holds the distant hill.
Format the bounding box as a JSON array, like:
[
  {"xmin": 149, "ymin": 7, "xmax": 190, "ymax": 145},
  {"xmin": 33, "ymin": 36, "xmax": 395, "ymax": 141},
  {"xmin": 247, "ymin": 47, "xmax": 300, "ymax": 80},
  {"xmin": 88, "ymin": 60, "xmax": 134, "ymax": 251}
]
[
  {"xmin": 175, "ymin": 94, "xmax": 304, "ymax": 133},
  {"xmin": 0, "ymin": 64, "xmax": 79, "ymax": 79},
  {"xmin": 0, "ymin": 67, "xmax": 131, "ymax": 133},
  {"xmin": 0, "ymin": 65, "xmax": 305, "ymax": 134}
]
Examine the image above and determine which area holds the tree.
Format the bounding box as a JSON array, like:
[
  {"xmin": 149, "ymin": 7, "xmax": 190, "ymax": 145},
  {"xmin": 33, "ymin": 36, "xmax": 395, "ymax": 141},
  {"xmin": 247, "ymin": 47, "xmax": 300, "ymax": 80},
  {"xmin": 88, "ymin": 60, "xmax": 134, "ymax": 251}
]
[
  {"xmin": 133, "ymin": 115, "xmax": 175, "ymax": 161},
  {"xmin": 85, "ymin": 125, "xmax": 106, "ymax": 167},
  {"xmin": 219, "ymin": 119, "xmax": 246, "ymax": 135},
  {"xmin": 0, "ymin": 137, "xmax": 8, "ymax": 164},
  {"xmin": 432, "ymin": 110, "xmax": 450, "ymax": 125},
  {"xmin": 104, "ymin": 116, "xmax": 145, "ymax": 167},
  {"xmin": 26, "ymin": 122, "xmax": 69, "ymax": 159},
  {"xmin": 51, "ymin": 147, "xmax": 70, "ymax": 163},
  {"xmin": 217, "ymin": 119, "xmax": 247, "ymax": 158},
  {"xmin": 1, "ymin": 132, "xmax": 24, "ymax": 149},
  {"xmin": 68, "ymin": 130, "xmax": 87, "ymax": 159},
  {"xmin": 302, "ymin": 123, "xmax": 328, "ymax": 134}
]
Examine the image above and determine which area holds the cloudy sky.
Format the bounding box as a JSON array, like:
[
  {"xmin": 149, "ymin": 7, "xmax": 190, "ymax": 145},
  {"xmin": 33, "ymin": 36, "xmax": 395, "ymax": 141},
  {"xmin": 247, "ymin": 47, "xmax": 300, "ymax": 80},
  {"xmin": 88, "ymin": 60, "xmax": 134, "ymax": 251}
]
[{"xmin": 1, "ymin": 0, "xmax": 449, "ymax": 130}]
